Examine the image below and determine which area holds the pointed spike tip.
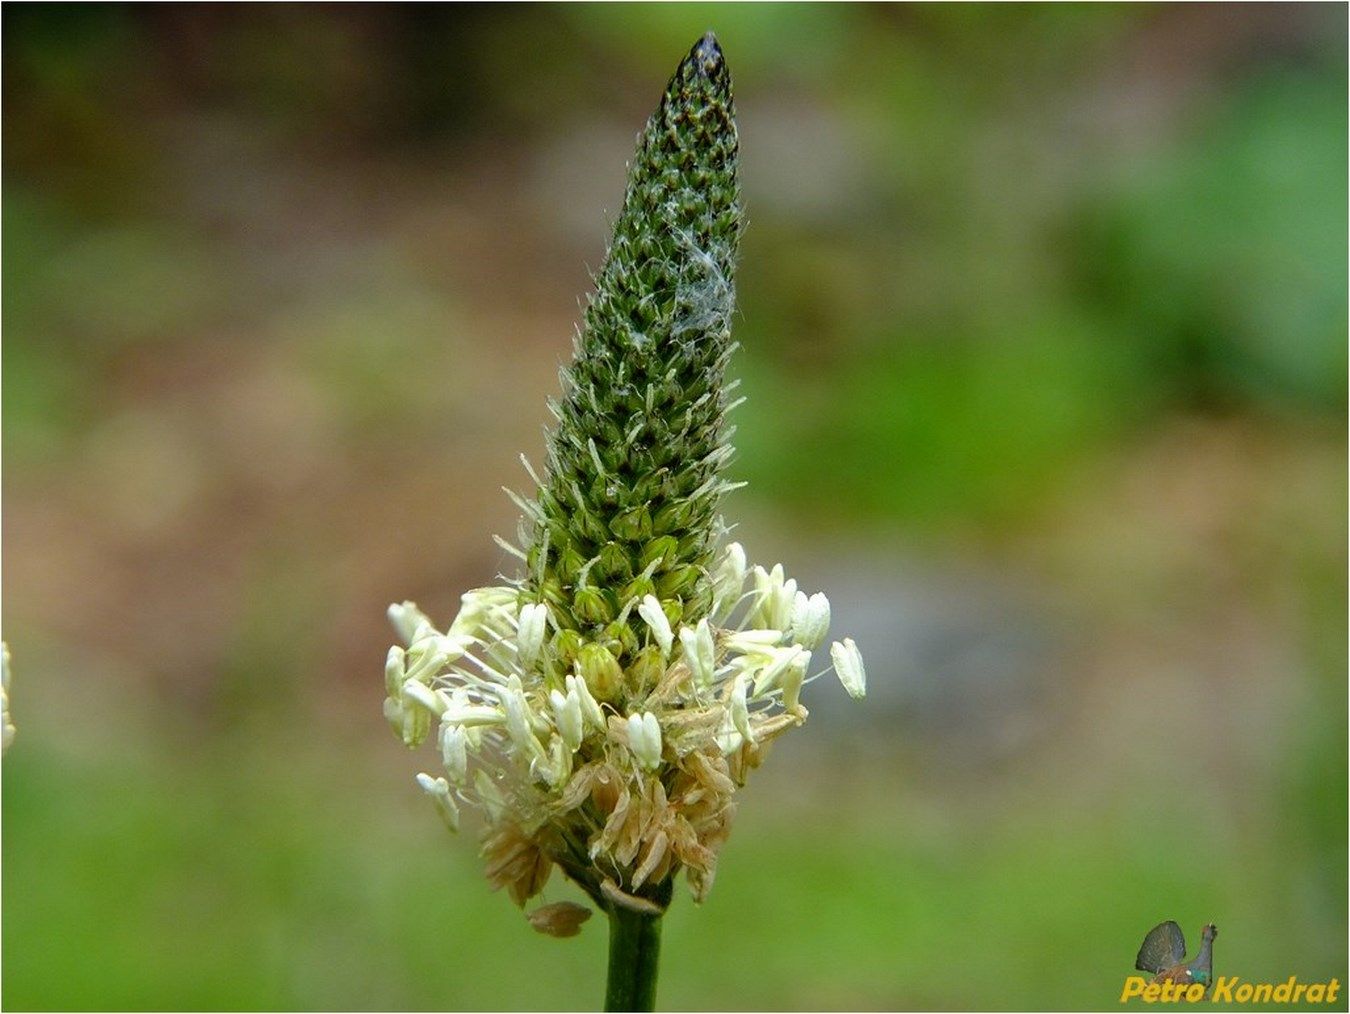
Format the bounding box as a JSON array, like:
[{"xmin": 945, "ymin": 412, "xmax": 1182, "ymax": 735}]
[{"xmin": 692, "ymin": 31, "xmax": 723, "ymax": 75}]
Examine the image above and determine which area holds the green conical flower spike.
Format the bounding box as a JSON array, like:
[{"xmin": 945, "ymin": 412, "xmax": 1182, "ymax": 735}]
[
  {"xmin": 382, "ymin": 32, "xmax": 865, "ymax": 1010},
  {"xmin": 525, "ymin": 32, "xmax": 742, "ymax": 677}
]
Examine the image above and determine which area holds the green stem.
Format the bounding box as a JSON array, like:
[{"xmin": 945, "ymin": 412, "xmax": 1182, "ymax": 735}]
[{"xmin": 604, "ymin": 906, "xmax": 664, "ymax": 1012}]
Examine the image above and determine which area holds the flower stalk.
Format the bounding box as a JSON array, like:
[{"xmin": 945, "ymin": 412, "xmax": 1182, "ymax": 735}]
[
  {"xmin": 381, "ymin": 31, "xmax": 866, "ymax": 1010},
  {"xmin": 606, "ymin": 901, "xmax": 665, "ymax": 1013}
]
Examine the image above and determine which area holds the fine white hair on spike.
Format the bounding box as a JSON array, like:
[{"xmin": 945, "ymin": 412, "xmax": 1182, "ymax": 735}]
[
  {"xmin": 492, "ymin": 534, "xmax": 528, "ymax": 562},
  {"xmin": 503, "ymin": 487, "xmax": 544, "ymax": 524},
  {"xmin": 519, "ymin": 453, "xmax": 544, "ymax": 488}
]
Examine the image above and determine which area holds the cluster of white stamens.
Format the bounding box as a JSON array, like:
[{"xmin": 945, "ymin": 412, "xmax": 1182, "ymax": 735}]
[{"xmin": 383, "ymin": 541, "xmax": 864, "ymax": 912}]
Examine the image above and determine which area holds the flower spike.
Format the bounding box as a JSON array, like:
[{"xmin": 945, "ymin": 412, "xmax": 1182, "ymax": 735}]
[{"xmin": 381, "ymin": 33, "xmax": 866, "ymax": 937}]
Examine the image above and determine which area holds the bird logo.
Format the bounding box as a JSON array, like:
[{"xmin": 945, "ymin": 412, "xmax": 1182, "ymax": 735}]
[{"xmin": 1135, "ymin": 921, "xmax": 1218, "ymax": 993}]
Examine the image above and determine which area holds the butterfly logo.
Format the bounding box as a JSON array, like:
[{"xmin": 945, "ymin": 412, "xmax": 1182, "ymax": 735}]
[{"xmin": 1135, "ymin": 921, "xmax": 1217, "ymax": 994}]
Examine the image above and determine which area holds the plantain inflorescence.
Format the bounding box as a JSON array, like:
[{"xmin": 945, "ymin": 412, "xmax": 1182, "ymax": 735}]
[{"xmin": 382, "ymin": 32, "xmax": 865, "ymax": 932}]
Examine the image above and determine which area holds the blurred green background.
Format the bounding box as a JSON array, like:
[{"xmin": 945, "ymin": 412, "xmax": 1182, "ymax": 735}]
[{"xmin": 3, "ymin": 4, "xmax": 1346, "ymax": 1010}]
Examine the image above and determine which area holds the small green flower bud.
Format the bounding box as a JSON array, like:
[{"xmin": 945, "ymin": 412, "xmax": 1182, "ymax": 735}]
[
  {"xmin": 537, "ymin": 575, "xmax": 568, "ymax": 611},
  {"xmin": 659, "ymin": 597, "xmax": 683, "ymax": 629},
  {"xmin": 574, "ymin": 586, "xmax": 615, "ymax": 625},
  {"xmin": 551, "ymin": 628, "xmax": 585, "ymax": 669},
  {"xmin": 601, "ymin": 619, "xmax": 638, "ymax": 658},
  {"xmin": 595, "ymin": 541, "xmax": 633, "ymax": 582},
  {"xmin": 555, "ymin": 546, "xmax": 587, "ymax": 584},
  {"xmin": 651, "ymin": 500, "xmax": 695, "ymax": 538},
  {"xmin": 620, "ymin": 575, "xmax": 657, "ymax": 605},
  {"xmin": 577, "ymin": 508, "xmax": 609, "ymax": 546},
  {"xmin": 627, "ymin": 645, "xmax": 667, "ymax": 696},
  {"xmin": 577, "ymin": 642, "xmax": 624, "ymax": 701},
  {"xmin": 684, "ymin": 585, "xmax": 713, "ymax": 623},
  {"xmin": 610, "ymin": 504, "xmax": 653, "ymax": 542},
  {"xmin": 656, "ymin": 564, "xmax": 701, "ymax": 600},
  {"xmin": 640, "ymin": 535, "xmax": 680, "ymax": 571}
]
